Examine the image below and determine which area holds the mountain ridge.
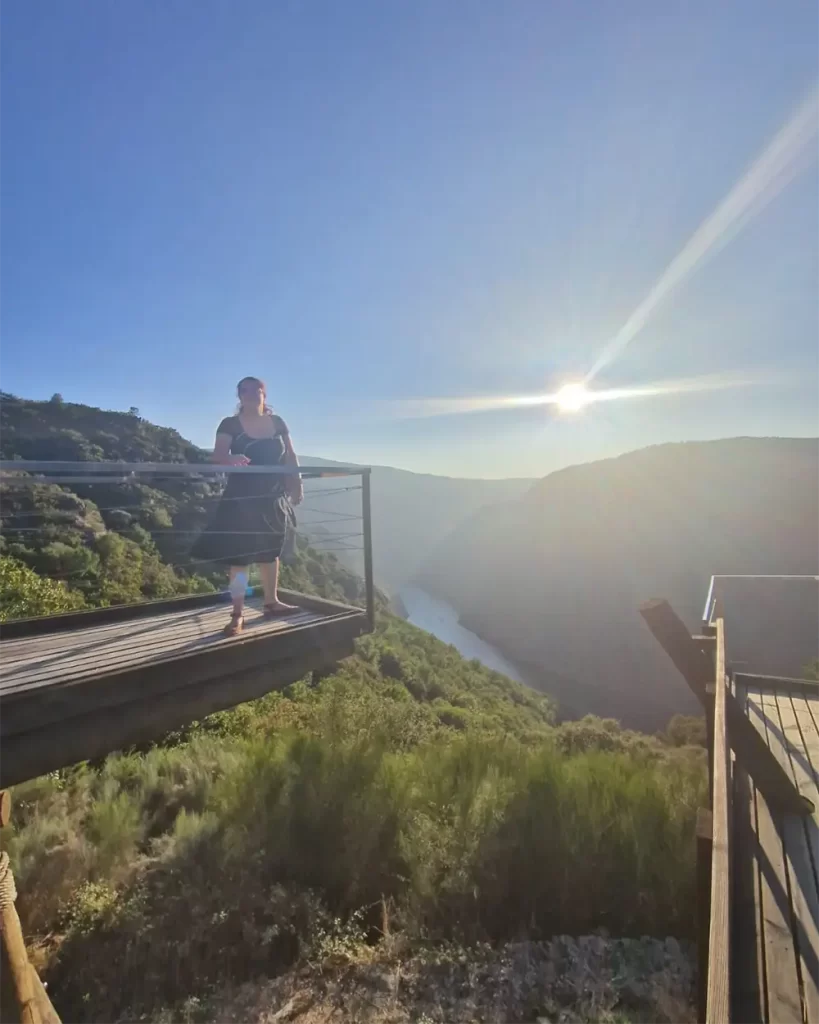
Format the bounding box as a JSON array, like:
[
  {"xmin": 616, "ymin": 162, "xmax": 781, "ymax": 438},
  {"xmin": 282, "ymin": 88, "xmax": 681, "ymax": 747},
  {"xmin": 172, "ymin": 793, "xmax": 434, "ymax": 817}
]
[{"xmin": 416, "ymin": 435, "xmax": 819, "ymax": 729}]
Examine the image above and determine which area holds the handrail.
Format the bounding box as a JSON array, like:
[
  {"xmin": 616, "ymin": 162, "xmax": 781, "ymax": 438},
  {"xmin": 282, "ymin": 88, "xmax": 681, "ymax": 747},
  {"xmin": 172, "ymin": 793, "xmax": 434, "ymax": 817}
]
[
  {"xmin": 703, "ymin": 573, "xmax": 819, "ymax": 628},
  {"xmin": 706, "ymin": 615, "xmax": 731, "ymax": 1023},
  {"xmin": 0, "ymin": 460, "xmax": 377, "ymax": 631},
  {"xmin": 702, "ymin": 576, "xmax": 717, "ymax": 627},
  {"xmin": 0, "ymin": 460, "xmax": 366, "ymax": 478}
]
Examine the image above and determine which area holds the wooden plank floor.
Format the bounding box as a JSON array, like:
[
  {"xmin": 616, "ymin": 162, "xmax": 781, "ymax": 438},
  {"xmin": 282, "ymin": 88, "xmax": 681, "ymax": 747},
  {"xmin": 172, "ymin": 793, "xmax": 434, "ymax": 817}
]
[
  {"xmin": 0, "ymin": 599, "xmax": 326, "ymax": 697},
  {"xmin": 737, "ymin": 682, "xmax": 819, "ymax": 1023}
]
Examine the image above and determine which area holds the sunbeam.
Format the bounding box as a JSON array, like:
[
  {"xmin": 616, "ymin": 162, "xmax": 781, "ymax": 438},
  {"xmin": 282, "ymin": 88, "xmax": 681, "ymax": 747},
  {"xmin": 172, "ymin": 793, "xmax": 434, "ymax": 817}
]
[
  {"xmin": 586, "ymin": 84, "xmax": 819, "ymax": 381},
  {"xmin": 375, "ymin": 371, "xmax": 759, "ymax": 421}
]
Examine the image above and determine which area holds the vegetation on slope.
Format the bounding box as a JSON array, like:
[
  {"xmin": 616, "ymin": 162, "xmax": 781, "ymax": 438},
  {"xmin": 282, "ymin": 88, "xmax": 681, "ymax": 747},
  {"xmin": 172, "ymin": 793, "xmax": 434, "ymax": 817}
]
[{"xmin": 5, "ymin": 612, "xmax": 705, "ymax": 1021}]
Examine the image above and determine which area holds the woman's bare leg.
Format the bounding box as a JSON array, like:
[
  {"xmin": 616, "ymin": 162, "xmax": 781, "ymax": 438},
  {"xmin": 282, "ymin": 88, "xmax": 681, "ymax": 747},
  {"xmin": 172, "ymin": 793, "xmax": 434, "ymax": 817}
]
[
  {"xmin": 259, "ymin": 560, "xmax": 295, "ymax": 612},
  {"xmin": 223, "ymin": 566, "xmax": 247, "ymax": 635},
  {"xmin": 228, "ymin": 566, "xmax": 247, "ymax": 615}
]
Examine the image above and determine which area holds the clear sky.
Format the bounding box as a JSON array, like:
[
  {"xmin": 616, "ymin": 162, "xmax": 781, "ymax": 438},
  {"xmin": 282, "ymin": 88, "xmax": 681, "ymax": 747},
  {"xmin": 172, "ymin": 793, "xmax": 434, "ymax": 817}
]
[{"xmin": 2, "ymin": 1, "xmax": 817, "ymax": 478}]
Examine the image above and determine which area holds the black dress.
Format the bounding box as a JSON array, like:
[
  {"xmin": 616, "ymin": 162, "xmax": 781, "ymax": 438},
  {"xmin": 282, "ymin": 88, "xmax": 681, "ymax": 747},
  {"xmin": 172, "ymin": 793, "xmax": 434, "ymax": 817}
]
[{"xmin": 192, "ymin": 415, "xmax": 294, "ymax": 567}]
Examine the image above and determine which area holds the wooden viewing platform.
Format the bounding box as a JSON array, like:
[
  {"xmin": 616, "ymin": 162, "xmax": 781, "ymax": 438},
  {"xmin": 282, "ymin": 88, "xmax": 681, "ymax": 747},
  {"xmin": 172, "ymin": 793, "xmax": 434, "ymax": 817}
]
[
  {"xmin": 642, "ymin": 575, "xmax": 819, "ymax": 1024},
  {"xmin": 0, "ymin": 460, "xmax": 376, "ymax": 791},
  {"xmin": 0, "ymin": 460, "xmax": 376, "ymax": 1023},
  {"xmin": 0, "ymin": 589, "xmax": 370, "ymax": 789}
]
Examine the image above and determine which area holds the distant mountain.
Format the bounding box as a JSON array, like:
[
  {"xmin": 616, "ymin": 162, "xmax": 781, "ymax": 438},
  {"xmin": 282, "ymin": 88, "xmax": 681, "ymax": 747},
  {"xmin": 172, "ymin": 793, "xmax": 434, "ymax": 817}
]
[
  {"xmin": 300, "ymin": 457, "xmax": 533, "ymax": 591},
  {"xmin": 416, "ymin": 438, "xmax": 819, "ymax": 730}
]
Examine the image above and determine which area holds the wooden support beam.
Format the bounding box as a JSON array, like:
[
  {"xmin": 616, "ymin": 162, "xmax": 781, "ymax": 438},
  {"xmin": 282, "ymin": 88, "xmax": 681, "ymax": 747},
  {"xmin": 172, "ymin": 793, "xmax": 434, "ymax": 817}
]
[
  {"xmin": 640, "ymin": 599, "xmax": 713, "ymax": 706},
  {"xmin": 721, "ymin": 686, "xmax": 814, "ymax": 816},
  {"xmin": 696, "ymin": 808, "xmax": 713, "ymax": 1024},
  {"xmin": 1, "ymin": 645, "xmax": 354, "ymax": 788}
]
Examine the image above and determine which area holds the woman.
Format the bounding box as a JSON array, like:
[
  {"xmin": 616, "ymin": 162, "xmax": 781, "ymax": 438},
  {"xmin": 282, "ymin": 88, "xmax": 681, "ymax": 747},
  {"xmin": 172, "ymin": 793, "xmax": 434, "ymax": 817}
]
[{"xmin": 194, "ymin": 376, "xmax": 303, "ymax": 636}]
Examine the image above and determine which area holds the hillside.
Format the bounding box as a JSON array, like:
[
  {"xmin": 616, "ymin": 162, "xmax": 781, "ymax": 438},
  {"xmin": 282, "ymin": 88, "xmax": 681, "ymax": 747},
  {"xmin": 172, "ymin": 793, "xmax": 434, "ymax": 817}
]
[
  {"xmin": 417, "ymin": 437, "xmax": 819, "ymax": 730},
  {"xmin": 300, "ymin": 458, "xmax": 534, "ymax": 590},
  {"xmin": 6, "ymin": 613, "xmax": 705, "ymax": 1023}
]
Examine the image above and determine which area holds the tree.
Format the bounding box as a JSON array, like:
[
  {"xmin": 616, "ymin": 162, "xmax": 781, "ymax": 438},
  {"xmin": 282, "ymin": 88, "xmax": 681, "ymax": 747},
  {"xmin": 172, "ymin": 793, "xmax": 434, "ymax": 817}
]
[{"xmin": 0, "ymin": 555, "xmax": 85, "ymax": 621}]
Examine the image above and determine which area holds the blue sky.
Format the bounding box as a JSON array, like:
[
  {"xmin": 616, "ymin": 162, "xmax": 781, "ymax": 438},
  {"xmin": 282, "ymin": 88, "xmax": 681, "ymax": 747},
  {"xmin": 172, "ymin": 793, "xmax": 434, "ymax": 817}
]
[{"xmin": 2, "ymin": 0, "xmax": 817, "ymax": 478}]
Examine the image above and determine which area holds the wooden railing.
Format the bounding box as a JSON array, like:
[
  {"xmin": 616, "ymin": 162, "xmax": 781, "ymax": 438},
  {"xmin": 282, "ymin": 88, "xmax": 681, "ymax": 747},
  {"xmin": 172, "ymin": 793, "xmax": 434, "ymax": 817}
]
[
  {"xmin": 641, "ymin": 598, "xmax": 727, "ymax": 1022},
  {"xmin": 642, "ymin": 591, "xmax": 812, "ymax": 1023},
  {"xmin": 705, "ymin": 616, "xmax": 730, "ymax": 1024}
]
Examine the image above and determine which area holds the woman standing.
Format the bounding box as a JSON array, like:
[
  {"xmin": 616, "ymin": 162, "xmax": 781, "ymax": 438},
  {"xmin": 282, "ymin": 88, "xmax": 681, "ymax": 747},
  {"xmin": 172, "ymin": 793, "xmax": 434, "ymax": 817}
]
[{"xmin": 194, "ymin": 376, "xmax": 303, "ymax": 635}]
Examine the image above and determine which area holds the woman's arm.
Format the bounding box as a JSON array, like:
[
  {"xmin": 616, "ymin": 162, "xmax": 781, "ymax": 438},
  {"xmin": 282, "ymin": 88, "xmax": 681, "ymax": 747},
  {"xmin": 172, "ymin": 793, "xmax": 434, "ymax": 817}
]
[
  {"xmin": 211, "ymin": 420, "xmax": 249, "ymax": 466},
  {"xmin": 277, "ymin": 417, "xmax": 303, "ymax": 504}
]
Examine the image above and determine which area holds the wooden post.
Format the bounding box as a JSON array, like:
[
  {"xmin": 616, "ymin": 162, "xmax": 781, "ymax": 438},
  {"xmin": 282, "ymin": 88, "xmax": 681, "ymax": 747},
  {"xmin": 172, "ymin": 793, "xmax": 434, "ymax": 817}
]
[
  {"xmin": 639, "ymin": 599, "xmax": 712, "ymax": 705},
  {"xmin": 696, "ymin": 808, "xmax": 713, "ymax": 1024},
  {"xmin": 362, "ymin": 470, "xmax": 375, "ymax": 634},
  {"xmin": 640, "ymin": 599, "xmax": 716, "ymax": 792},
  {"xmin": 29, "ymin": 970, "xmax": 59, "ymax": 1024},
  {"xmin": 0, "ymin": 908, "xmax": 40, "ymax": 1024},
  {"xmin": 0, "ymin": 792, "xmax": 60, "ymax": 1024},
  {"xmin": 706, "ymin": 619, "xmax": 730, "ymax": 1024}
]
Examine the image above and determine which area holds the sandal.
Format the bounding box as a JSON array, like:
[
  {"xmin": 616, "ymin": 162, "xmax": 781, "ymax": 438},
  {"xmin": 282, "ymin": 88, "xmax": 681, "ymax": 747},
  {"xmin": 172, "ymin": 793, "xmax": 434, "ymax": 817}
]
[
  {"xmin": 223, "ymin": 611, "xmax": 244, "ymax": 637},
  {"xmin": 263, "ymin": 603, "xmax": 298, "ymax": 619}
]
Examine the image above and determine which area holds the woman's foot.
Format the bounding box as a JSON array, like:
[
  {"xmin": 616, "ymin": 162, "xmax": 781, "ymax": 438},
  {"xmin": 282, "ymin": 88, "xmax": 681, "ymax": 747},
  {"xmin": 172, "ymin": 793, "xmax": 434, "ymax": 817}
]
[
  {"xmin": 223, "ymin": 610, "xmax": 244, "ymax": 636},
  {"xmin": 263, "ymin": 600, "xmax": 298, "ymax": 618}
]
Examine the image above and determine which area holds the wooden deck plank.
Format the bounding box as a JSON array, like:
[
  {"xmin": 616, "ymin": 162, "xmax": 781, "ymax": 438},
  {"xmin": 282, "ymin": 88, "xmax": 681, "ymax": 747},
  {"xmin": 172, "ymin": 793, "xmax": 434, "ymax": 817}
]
[
  {"xmin": 795, "ymin": 694, "xmax": 819, "ymax": 768},
  {"xmin": 1, "ymin": 610, "xmax": 321, "ymax": 690},
  {"xmin": 746, "ymin": 688, "xmax": 803, "ymax": 1023},
  {"xmin": 0, "ymin": 607, "xmax": 206, "ymax": 660},
  {"xmin": 790, "ymin": 693, "xmax": 819, "ymax": 896},
  {"xmin": 0, "ymin": 604, "xmax": 325, "ymax": 695},
  {"xmin": 1, "ymin": 642, "xmax": 358, "ymax": 788},
  {"xmin": 1, "ymin": 601, "xmax": 312, "ymax": 664},
  {"xmin": 4, "ymin": 611, "xmax": 251, "ymax": 673},
  {"xmin": 732, "ymin": 683, "xmax": 765, "ymax": 1024},
  {"xmin": 1, "ymin": 611, "xmax": 366, "ymax": 745},
  {"xmin": 767, "ymin": 691, "xmax": 819, "ymax": 1023}
]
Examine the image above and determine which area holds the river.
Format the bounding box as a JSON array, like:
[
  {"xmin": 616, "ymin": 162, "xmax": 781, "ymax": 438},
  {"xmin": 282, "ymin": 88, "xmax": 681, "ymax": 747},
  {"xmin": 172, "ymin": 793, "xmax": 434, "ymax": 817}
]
[{"xmin": 398, "ymin": 585, "xmax": 525, "ymax": 683}]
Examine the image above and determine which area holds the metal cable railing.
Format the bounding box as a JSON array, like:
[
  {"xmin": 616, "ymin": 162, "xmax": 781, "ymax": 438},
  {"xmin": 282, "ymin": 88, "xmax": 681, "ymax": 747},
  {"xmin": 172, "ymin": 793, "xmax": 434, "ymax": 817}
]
[{"xmin": 0, "ymin": 460, "xmax": 375, "ymax": 630}]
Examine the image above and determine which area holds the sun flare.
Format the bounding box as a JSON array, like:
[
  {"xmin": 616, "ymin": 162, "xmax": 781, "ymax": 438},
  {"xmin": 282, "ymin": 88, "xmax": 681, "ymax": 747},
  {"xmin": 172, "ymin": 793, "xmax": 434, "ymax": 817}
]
[{"xmin": 554, "ymin": 383, "xmax": 591, "ymax": 412}]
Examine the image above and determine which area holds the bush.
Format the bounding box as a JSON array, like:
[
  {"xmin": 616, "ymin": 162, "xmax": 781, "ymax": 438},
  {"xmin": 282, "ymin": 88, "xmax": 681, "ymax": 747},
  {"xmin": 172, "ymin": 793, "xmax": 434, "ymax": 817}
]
[
  {"xmin": 0, "ymin": 555, "xmax": 86, "ymax": 621},
  {"xmin": 11, "ymin": 724, "xmax": 705, "ymax": 1021},
  {"xmin": 665, "ymin": 714, "xmax": 707, "ymax": 748}
]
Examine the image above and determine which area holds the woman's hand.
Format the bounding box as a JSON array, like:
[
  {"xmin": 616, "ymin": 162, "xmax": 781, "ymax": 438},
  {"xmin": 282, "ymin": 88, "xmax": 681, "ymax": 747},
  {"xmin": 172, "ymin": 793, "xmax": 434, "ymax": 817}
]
[{"xmin": 227, "ymin": 455, "xmax": 251, "ymax": 467}]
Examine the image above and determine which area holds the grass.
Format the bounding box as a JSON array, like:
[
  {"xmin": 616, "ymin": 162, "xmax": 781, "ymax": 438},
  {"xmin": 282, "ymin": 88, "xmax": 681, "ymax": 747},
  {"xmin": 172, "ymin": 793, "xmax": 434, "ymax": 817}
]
[
  {"xmin": 7, "ymin": 722, "xmax": 705, "ymax": 1022},
  {"xmin": 3, "ymin": 616, "xmax": 705, "ymax": 1021}
]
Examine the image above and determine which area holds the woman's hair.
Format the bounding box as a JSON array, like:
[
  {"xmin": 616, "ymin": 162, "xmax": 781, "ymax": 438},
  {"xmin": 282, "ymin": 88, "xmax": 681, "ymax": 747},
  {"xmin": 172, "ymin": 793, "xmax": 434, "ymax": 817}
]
[{"xmin": 236, "ymin": 376, "xmax": 274, "ymax": 415}]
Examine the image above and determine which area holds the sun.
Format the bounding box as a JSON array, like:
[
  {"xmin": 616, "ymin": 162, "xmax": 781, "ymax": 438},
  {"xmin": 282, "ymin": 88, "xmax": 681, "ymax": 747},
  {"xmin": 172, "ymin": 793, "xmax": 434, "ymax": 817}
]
[{"xmin": 554, "ymin": 382, "xmax": 591, "ymax": 412}]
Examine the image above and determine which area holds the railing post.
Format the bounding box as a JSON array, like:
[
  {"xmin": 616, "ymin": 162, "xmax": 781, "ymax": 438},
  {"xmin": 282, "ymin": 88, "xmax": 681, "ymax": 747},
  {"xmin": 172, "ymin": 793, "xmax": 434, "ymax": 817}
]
[
  {"xmin": 0, "ymin": 789, "xmax": 61, "ymax": 1024},
  {"xmin": 696, "ymin": 807, "xmax": 713, "ymax": 1024},
  {"xmin": 362, "ymin": 470, "xmax": 375, "ymax": 633}
]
